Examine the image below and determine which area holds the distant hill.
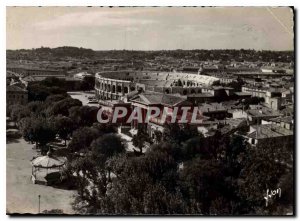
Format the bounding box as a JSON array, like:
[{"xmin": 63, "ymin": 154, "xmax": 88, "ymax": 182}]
[
  {"xmin": 7, "ymin": 47, "xmax": 294, "ymax": 63},
  {"xmin": 94, "ymin": 49, "xmax": 294, "ymax": 63},
  {"xmin": 7, "ymin": 46, "xmax": 96, "ymax": 60}
]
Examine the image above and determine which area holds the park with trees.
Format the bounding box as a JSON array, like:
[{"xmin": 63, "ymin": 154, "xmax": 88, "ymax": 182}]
[{"xmin": 6, "ymin": 77, "xmax": 293, "ymax": 215}]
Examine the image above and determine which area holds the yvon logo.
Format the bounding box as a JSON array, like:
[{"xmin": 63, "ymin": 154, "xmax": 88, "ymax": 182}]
[{"xmin": 264, "ymin": 188, "xmax": 281, "ymax": 207}]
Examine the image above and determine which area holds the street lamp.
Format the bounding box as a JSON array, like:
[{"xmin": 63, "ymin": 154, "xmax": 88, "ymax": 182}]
[{"xmin": 38, "ymin": 195, "xmax": 41, "ymax": 214}]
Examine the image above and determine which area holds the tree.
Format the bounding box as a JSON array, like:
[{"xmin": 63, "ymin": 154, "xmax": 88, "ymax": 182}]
[
  {"xmin": 7, "ymin": 104, "xmax": 15, "ymax": 118},
  {"xmin": 132, "ymin": 128, "xmax": 151, "ymax": 153},
  {"xmin": 9, "ymin": 104, "xmax": 31, "ymax": 125},
  {"xmin": 18, "ymin": 117, "xmax": 33, "ymax": 142},
  {"xmin": 26, "ymin": 101, "xmax": 44, "ymax": 115},
  {"xmin": 237, "ymin": 144, "xmax": 288, "ymax": 214},
  {"xmin": 41, "ymin": 77, "xmax": 66, "ymax": 88},
  {"xmin": 54, "ymin": 115, "xmax": 75, "ymax": 145},
  {"xmin": 19, "ymin": 117, "xmax": 56, "ymax": 148},
  {"xmin": 90, "ymin": 134, "xmax": 125, "ymax": 161},
  {"xmin": 69, "ymin": 106, "xmax": 98, "ymax": 128},
  {"xmin": 70, "ymin": 134, "xmax": 125, "ymax": 214},
  {"xmin": 28, "ymin": 84, "xmax": 51, "ymax": 101},
  {"xmin": 67, "ymin": 110, "xmax": 293, "ymax": 215},
  {"xmin": 91, "ymin": 123, "xmax": 117, "ymax": 135},
  {"xmin": 68, "ymin": 127, "xmax": 100, "ymax": 153},
  {"xmin": 47, "ymin": 98, "xmax": 82, "ymax": 116},
  {"xmin": 102, "ymin": 171, "xmax": 189, "ymax": 214},
  {"xmin": 81, "ymin": 76, "xmax": 95, "ymax": 91},
  {"xmin": 153, "ymin": 130, "xmax": 162, "ymax": 144},
  {"xmin": 163, "ymin": 123, "xmax": 199, "ymax": 145},
  {"xmin": 72, "ymin": 149, "xmax": 185, "ymax": 214},
  {"xmin": 45, "ymin": 94, "xmax": 69, "ymax": 104},
  {"xmin": 181, "ymin": 134, "xmax": 212, "ymax": 161},
  {"xmin": 28, "ymin": 78, "xmax": 68, "ymax": 102},
  {"xmin": 150, "ymin": 141, "xmax": 182, "ymax": 164},
  {"xmin": 179, "ymin": 157, "xmax": 228, "ymax": 214}
]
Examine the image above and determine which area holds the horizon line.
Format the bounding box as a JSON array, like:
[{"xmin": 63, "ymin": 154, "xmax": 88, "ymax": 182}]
[{"xmin": 6, "ymin": 46, "xmax": 294, "ymax": 52}]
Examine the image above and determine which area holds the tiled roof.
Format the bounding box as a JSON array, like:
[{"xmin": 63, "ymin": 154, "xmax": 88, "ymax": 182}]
[
  {"xmin": 22, "ymin": 75, "xmax": 66, "ymax": 82},
  {"xmin": 269, "ymin": 116, "xmax": 293, "ymax": 124},
  {"xmin": 247, "ymin": 124, "xmax": 293, "ymax": 139},
  {"xmin": 7, "ymin": 85, "xmax": 27, "ymax": 92},
  {"xmin": 247, "ymin": 108, "xmax": 281, "ymax": 118}
]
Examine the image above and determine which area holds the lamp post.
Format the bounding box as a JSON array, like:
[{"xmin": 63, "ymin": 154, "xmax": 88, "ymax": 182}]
[{"xmin": 38, "ymin": 195, "xmax": 41, "ymax": 214}]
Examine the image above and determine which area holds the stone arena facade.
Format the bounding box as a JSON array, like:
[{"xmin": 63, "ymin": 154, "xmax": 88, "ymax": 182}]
[{"xmin": 95, "ymin": 71, "xmax": 219, "ymax": 100}]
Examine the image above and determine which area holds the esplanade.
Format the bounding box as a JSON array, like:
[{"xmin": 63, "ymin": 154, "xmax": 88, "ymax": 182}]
[{"xmin": 95, "ymin": 71, "xmax": 219, "ymax": 100}]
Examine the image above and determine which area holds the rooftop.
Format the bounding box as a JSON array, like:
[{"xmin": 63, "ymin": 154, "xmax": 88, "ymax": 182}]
[
  {"xmin": 198, "ymin": 103, "xmax": 227, "ymax": 112},
  {"xmin": 7, "ymin": 85, "xmax": 27, "ymax": 92},
  {"xmin": 269, "ymin": 116, "xmax": 294, "ymax": 124},
  {"xmin": 187, "ymin": 93, "xmax": 214, "ymax": 98},
  {"xmin": 248, "ymin": 124, "xmax": 293, "ymax": 139},
  {"xmin": 247, "ymin": 107, "xmax": 281, "ymax": 118}
]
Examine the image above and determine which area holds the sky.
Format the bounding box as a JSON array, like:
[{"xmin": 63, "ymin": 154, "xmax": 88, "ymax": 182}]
[{"xmin": 6, "ymin": 7, "xmax": 294, "ymax": 51}]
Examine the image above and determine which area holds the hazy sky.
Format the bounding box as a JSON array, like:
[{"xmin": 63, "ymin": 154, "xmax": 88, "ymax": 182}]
[{"xmin": 6, "ymin": 7, "xmax": 294, "ymax": 51}]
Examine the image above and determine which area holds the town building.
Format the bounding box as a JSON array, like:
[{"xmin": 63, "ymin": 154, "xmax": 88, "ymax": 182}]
[
  {"xmin": 246, "ymin": 106, "xmax": 282, "ymax": 124},
  {"xmin": 6, "ymin": 85, "xmax": 28, "ymax": 105},
  {"xmin": 243, "ymin": 124, "xmax": 293, "ymax": 150}
]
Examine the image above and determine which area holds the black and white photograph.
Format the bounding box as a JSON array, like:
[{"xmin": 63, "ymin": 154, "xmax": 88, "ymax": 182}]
[{"xmin": 5, "ymin": 6, "xmax": 295, "ymax": 216}]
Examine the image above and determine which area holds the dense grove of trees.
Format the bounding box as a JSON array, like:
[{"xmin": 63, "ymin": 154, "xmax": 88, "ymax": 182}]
[
  {"xmin": 68, "ymin": 123, "xmax": 293, "ymax": 215},
  {"xmin": 27, "ymin": 77, "xmax": 95, "ymax": 101},
  {"xmin": 7, "ymin": 86, "xmax": 98, "ymax": 152}
]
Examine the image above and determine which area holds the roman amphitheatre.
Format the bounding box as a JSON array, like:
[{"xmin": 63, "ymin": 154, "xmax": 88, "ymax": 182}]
[{"xmin": 95, "ymin": 71, "xmax": 219, "ymax": 100}]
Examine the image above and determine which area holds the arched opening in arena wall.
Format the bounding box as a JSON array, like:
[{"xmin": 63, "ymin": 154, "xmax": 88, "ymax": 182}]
[{"xmin": 117, "ymin": 85, "xmax": 122, "ymax": 93}]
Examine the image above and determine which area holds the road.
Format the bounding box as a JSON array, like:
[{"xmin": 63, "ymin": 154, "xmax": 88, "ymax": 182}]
[{"xmin": 67, "ymin": 91, "xmax": 99, "ymax": 107}]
